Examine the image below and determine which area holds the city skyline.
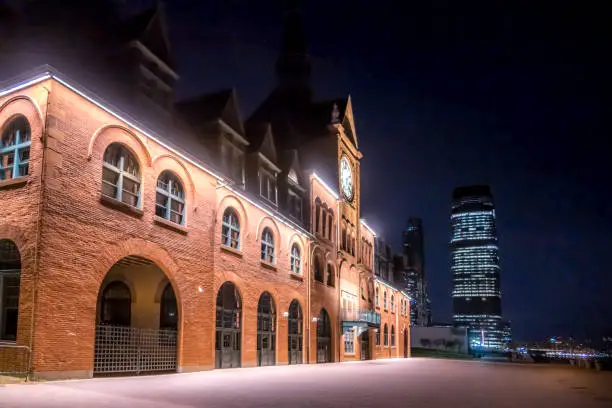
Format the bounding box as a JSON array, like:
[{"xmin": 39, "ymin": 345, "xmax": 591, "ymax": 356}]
[{"xmin": 2, "ymin": 0, "xmax": 609, "ymax": 343}]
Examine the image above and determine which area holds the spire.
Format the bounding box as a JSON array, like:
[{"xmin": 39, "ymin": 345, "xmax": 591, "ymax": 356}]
[{"xmin": 275, "ymin": 0, "xmax": 312, "ymax": 95}]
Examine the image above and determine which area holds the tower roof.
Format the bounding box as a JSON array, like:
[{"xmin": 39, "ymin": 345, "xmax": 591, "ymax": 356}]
[{"xmin": 275, "ymin": 0, "xmax": 312, "ymax": 94}]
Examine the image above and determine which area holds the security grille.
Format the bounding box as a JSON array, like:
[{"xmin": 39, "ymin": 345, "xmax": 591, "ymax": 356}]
[{"xmin": 94, "ymin": 325, "xmax": 177, "ymax": 375}]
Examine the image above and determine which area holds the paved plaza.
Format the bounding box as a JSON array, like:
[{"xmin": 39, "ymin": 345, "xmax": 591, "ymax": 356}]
[{"xmin": 1, "ymin": 358, "xmax": 611, "ymax": 407}]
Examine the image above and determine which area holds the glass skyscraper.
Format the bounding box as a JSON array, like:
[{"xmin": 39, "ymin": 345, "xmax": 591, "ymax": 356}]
[{"xmin": 450, "ymin": 186, "xmax": 507, "ymax": 351}]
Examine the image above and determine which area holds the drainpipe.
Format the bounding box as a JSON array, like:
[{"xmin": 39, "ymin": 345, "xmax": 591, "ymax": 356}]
[{"xmin": 28, "ymin": 84, "xmax": 51, "ymax": 379}]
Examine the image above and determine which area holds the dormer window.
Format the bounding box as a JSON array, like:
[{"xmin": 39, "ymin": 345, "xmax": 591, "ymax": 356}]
[
  {"xmin": 221, "ymin": 138, "xmax": 245, "ymax": 185},
  {"xmin": 259, "ymin": 167, "xmax": 277, "ymax": 205},
  {"xmin": 288, "ymin": 189, "xmax": 303, "ymax": 222}
]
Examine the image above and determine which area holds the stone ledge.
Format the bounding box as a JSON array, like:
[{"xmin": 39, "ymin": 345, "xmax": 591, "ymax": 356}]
[
  {"xmin": 99, "ymin": 194, "xmax": 144, "ymax": 218},
  {"xmin": 220, "ymin": 245, "xmax": 243, "ymax": 258},
  {"xmin": 154, "ymin": 216, "xmax": 188, "ymax": 235},
  {"xmin": 0, "ymin": 177, "xmax": 27, "ymax": 190}
]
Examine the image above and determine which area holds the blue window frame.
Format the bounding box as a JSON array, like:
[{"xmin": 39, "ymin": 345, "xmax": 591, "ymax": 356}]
[
  {"xmin": 101, "ymin": 143, "xmax": 141, "ymax": 207},
  {"xmin": 290, "ymin": 244, "xmax": 301, "ymax": 274},
  {"xmin": 261, "ymin": 228, "xmax": 275, "ymax": 264},
  {"xmin": 0, "ymin": 116, "xmax": 31, "ymax": 181},
  {"xmin": 222, "ymin": 208, "xmax": 240, "ymax": 249},
  {"xmin": 156, "ymin": 171, "xmax": 185, "ymax": 225}
]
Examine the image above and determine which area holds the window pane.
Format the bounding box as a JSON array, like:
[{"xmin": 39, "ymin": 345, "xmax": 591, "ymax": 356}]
[{"xmin": 121, "ymin": 178, "xmax": 140, "ymax": 206}]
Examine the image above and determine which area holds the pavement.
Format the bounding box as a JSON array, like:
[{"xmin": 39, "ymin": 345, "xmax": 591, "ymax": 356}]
[{"xmin": 1, "ymin": 358, "xmax": 612, "ymax": 408}]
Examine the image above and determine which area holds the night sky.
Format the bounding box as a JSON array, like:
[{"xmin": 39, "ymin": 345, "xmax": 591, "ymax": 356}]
[{"xmin": 126, "ymin": 0, "xmax": 610, "ymax": 342}]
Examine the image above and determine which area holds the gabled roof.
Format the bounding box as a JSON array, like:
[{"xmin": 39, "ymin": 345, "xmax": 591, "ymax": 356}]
[
  {"xmin": 121, "ymin": 4, "xmax": 174, "ymax": 69},
  {"xmin": 279, "ymin": 149, "xmax": 305, "ymax": 188},
  {"xmin": 174, "ymin": 88, "xmax": 245, "ymax": 137},
  {"xmin": 245, "ymin": 121, "xmax": 277, "ymax": 164}
]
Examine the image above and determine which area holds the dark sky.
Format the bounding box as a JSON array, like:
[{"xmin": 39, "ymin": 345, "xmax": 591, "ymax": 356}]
[{"xmin": 131, "ymin": 0, "xmax": 610, "ymax": 342}]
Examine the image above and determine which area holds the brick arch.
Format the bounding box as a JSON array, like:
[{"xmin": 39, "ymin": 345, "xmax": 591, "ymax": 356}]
[
  {"xmin": 92, "ymin": 238, "xmax": 184, "ymax": 312},
  {"xmin": 255, "ymin": 216, "xmax": 281, "ymax": 250},
  {"xmin": 0, "ymin": 223, "xmax": 31, "ymax": 258},
  {"xmin": 88, "ymin": 124, "xmax": 152, "ymax": 167},
  {"xmin": 151, "ymin": 154, "xmax": 196, "ymax": 202},
  {"xmin": 0, "ymin": 95, "xmax": 45, "ymax": 133},
  {"xmin": 217, "ymin": 194, "xmax": 249, "ymax": 238},
  {"xmin": 99, "ymin": 274, "xmax": 138, "ymax": 304},
  {"xmin": 213, "ymin": 280, "xmax": 244, "ymax": 306}
]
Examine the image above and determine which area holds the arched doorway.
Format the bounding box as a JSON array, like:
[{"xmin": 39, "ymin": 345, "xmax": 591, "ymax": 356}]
[
  {"xmin": 288, "ymin": 300, "xmax": 303, "ymax": 365},
  {"xmin": 0, "ymin": 240, "xmax": 21, "ymax": 342},
  {"xmin": 257, "ymin": 292, "xmax": 276, "ymax": 366},
  {"xmin": 360, "ymin": 331, "xmax": 370, "ymax": 360},
  {"xmin": 404, "ymin": 328, "xmax": 409, "ymax": 358},
  {"xmin": 94, "ymin": 256, "xmax": 179, "ymax": 375},
  {"xmin": 316, "ymin": 308, "xmax": 332, "ymax": 363},
  {"xmin": 216, "ymin": 282, "xmax": 241, "ymax": 369}
]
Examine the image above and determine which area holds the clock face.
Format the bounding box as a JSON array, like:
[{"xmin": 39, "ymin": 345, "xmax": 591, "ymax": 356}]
[{"xmin": 340, "ymin": 156, "xmax": 354, "ymax": 201}]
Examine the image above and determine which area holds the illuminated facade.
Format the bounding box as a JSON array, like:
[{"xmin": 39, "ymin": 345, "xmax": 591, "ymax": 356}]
[
  {"xmin": 450, "ymin": 185, "xmax": 506, "ymax": 350},
  {"xmin": 0, "ymin": 2, "xmax": 410, "ymax": 378}
]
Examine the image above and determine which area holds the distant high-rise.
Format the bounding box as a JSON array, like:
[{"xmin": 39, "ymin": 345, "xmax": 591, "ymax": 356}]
[
  {"xmin": 395, "ymin": 217, "xmax": 431, "ymax": 327},
  {"xmin": 450, "ymin": 186, "xmax": 507, "ymax": 350}
]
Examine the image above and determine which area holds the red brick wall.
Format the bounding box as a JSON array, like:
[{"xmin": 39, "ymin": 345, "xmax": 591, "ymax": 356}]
[
  {"xmin": 1, "ymin": 78, "xmax": 408, "ymax": 378},
  {"xmin": 0, "ymin": 84, "xmax": 51, "ymax": 373}
]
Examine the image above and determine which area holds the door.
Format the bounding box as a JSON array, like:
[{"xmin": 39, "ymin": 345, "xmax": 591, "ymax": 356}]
[
  {"xmin": 316, "ymin": 309, "xmax": 332, "ymax": 363},
  {"xmin": 215, "ymin": 282, "xmax": 242, "ymax": 369},
  {"xmin": 257, "ymin": 292, "xmax": 276, "ymax": 366},
  {"xmin": 360, "ymin": 331, "xmax": 370, "ymax": 360},
  {"xmin": 288, "ymin": 300, "xmax": 303, "ymax": 364},
  {"xmin": 404, "ymin": 329, "xmax": 409, "ymax": 358}
]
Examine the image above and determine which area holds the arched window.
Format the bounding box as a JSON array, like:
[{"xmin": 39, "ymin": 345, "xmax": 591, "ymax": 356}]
[
  {"xmin": 341, "ymin": 224, "xmax": 346, "ymax": 250},
  {"xmin": 314, "ymin": 199, "xmax": 321, "ymax": 233},
  {"xmin": 375, "ymin": 328, "xmax": 380, "ymax": 346},
  {"xmin": 375, "ymin": 287, "xmax": 379, "ymax": 308},
  {"xmin": 326, "ymin": 264, "xmax": 335, "ymax": 287},
  {"xmin": 102, "ymin": 143, "xmax": 141, "ymax": 207},
  {"xmin": 383, "ymin": 324, "xmax": 389, "ymax": 346},
  {"xmin": 290, "ymin": 244, "xmax": 301, "ymax": 274},
  {"xmin": 391, "ymin": 325, "xmax": 396, "ymax": 347},
  {"xmin": 0, "ymin": 239, "xmax": 21, "ymax": 341},
  {"xmin": 261, "ymin": 228, "xmax": 275, "ymax": 263},
  {"xmin": 351, "ymin": 235, "xmax": 356, "ymax": 256},
  {"xmin": 222, "ymin": 208, "xmax": 240, "ymax": 249},
  {"xmin": 327, "ymin": 212, "xmax": 333, "ymax": 240},
  {"xmin": 384, "ymin": 291, "xmax": 388, "ymax": 310},
  {"xmin": 100, "ymin": 281, "xmax": 131, "ymax": 326},
  {"xmin": 1, "ymin": 116, "xmax": 31, "ymax": 181},
  {"xmin": 156, "ymin": 171, "xmax": 185, "ymax": 225},
  {"xmin": 321, "ymin": 207, "xmax": 327, "ymax": 237},
  {"xmin": 314, "ymin": 255, "xmax": 324, "ymax": 282},
  {"xmin": 159, "ymin": 283, "xmax": 178, "ymax": 330},
  {"xmin": 391, "ymin": 295, "xmax": 395, "ymax": 312}
]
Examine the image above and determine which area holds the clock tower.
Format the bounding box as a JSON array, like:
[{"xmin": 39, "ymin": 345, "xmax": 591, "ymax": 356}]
[{"xmin": 331, "ymin": 96, "xmax": 362, "ymax": 260}]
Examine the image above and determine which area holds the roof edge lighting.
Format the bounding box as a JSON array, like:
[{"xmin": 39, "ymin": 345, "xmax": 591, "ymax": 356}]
[
  {"xmin": 360, "ymin": 219, "xmax": 377, "ymax": 237},
  {"xmin": 0, "ymin": 69, "xmax": 313, "ymax": 239},
  {"xmin": 312, "ymin": 172, "xmax": 339, "ymax": 200}
]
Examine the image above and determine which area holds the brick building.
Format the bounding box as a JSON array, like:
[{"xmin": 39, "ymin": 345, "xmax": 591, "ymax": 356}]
[{"xmin": 0, "ymin": 2, "xmax": 410, "ymax": 378}]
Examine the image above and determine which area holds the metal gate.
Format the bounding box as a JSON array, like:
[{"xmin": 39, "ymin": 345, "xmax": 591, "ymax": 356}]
[
  {"xmin": 94, "ymin": 325, "xmax": 177, "ymax": 375},
  {"xmin": 360, "ymin": 332, "xmax": 370, "ymax": 360}
]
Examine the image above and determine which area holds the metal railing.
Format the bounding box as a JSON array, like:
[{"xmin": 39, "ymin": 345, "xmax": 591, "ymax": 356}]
[
  {"xmin": 0, "ymin": 343, "xmax": 30, "ymax": 376},
  {"xmin": 94, "ymin": 325, "xmax": 177, "ymax": 375},
  {"xmin": 341, "ymin": 308, "xmax": 381, "ymax": 327}
]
